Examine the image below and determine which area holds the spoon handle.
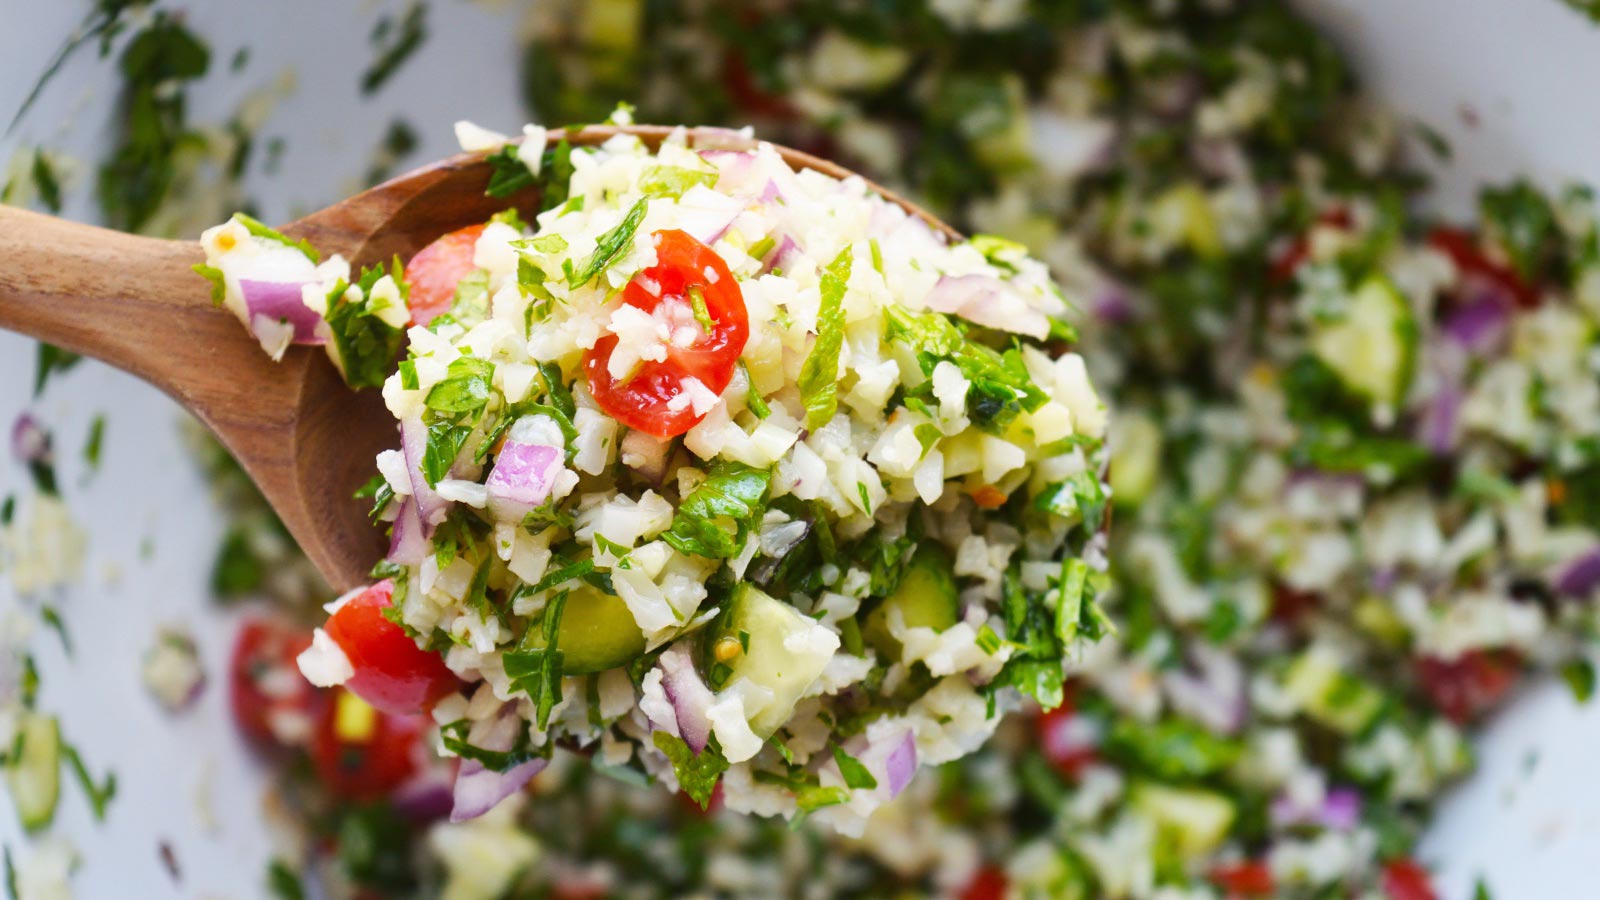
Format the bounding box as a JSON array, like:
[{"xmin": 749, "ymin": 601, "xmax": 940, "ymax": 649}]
[{"xmin": 0, "ymin": 206, "xmax": 268, "ymax": 409}]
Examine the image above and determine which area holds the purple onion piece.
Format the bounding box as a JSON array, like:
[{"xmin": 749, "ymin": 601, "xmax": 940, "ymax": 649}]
[
  {"xmin": 882, "ymin": 731, "xmax": 917, "ymax": 798},
  {"xmin": 238, "ymin": 280, "xmax": 325, "ymax": 345},
  {"xmin": 760, "ymin": 234, "xmax": 803, "ymax": 275},
  {"xmin": 1553, "ymin": 547, "xmax": 1600, "ymax": 598},
  {"xmin": 10, "ymin": 413, "xmax": 50, "ymax": 464},
  {"xmin": 924, "ymin": 274, "xmax": 1049, "ymax": 340},
  {"xmin": 1443, "ymin": 281, "xmax": 1513, "ymax": 355},
  {"xmin": 400, "ymin": 417, "xmax": 449, "ymax": 535},
  {"xmin": 388, "ymin": 497, "xmax": 428, "ymax": 567},
  {"xmin": 1417, "ymin": 381, "xmax": 1464, "ymax": 456},
  {"xmin": 1320, "ymin": 787, "xmax": 1363, "ymax": 831},
  {"xmin": 658, "ymin": 646, "xmax": 715, "ymax": 754},
  {"xmin": 391, "ymin": 773, "xmax": 456, "ymax": 823},
  {"xmin": 485, "ymin": 441, "xmax": 563, "ymax": 521},
  {"xmin": 449, "ymin": 757, "xmax": 547, "ymax": 823}
]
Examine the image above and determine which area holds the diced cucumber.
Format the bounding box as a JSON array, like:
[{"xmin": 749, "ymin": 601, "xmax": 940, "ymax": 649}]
[
  {"xmin": 6, "ymin": 712, "xmax": 61, "ymax": 832},
  {"xmin": 862, "ymin": 545, "xmax": 960, "ymax": 660},
  {"xmin": 1283, "ymin": 648, "xmax": 1386, "ymax": 735},
  {"xmin": 1151, "ymin": 182, "xmax": 1224, "ymax": 259},
  {"xmin": 1129, "ymin": 782, "xmax": 1236, "ymax": 862},
  {"xmin": 707, "ymin": 583, "xmax": 838, "ymax": 738},
  {"xmin": 1109, "ymin": 411, "xmax": 1162, "ymax": 509},
  {"xmin": 522, "ymin": 586, "xmax": 646, "ymax": 675},
  {"xmin": 1353, "ymin": 594, "xmax": 1409, "ymax": 648},
  {"xmin": 1309, "ymin": 276, "xmax": 1418, "ymax": 412}
]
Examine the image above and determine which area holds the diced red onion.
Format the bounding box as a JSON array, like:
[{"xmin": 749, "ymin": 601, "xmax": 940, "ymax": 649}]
[
  {"xmin": 238, "ymin": 280, "xmax": 325, "ymax": 345},
  {"xmin": 10, "ymin": 413, "xmax": 50, "ymax": 464},
  {"xmin": 1444, "ymin": 280, "xmax": 1513, "ymax": 355},
  {"xmin": 449, "ymin": 756, "xmax": 547, "ymax": 823},
  {"xmin": 698, "ymin": 148, "xmax": 759, "ymax": 183},
  {"xmin": 400, "ymin": 417, "xmax": 449, "ymax": 535},
  {"xmin": 658, "ymin": 645, "xmax": 714, "ymax": 754},
  {"xmin": 760, "ymin": 235, "xmax": 804, "ymax": 274},
  {"xmin": 1417, "ymin": 381, "xmax": 1463, "ymax": 455},
  {"xmin": 1090, "ymin": 279, "xmax": 1135, "ymax": 324},
  {"xmin": 392, "ymin": 770, "xmax": 455, "ymax": 823},
  {"xmin": 923, "ymin": 274, "xmax": 1050, "ymax": 340},
  {"xmin": 387, "ymin": 497, "xmax": 428, "ymax": 567},
  {"xmin": 882, "ymin": 730, "xmax": 917, "ymax": 798},
  {"xmin": 485, "ymin": 441, "xmax": 564, "ymax": 522},
  {"xmin": 1370, "ymin": 566, "xmax": 1399, "ymax": 595},
  {"xmin": 1271, "ymin": 786, "xmax": 1362, "ymax": 831},
  {"xmin": 1553, "ymin": 547, "xmax": 1600, "ymax": 598},
  {"xmin": 1321, "ymin": 787, "xmax": 1362, "ymax": 830},
  {"xmin": 675, "ymin": 187, "xmax": 745, "ymax": 247}
]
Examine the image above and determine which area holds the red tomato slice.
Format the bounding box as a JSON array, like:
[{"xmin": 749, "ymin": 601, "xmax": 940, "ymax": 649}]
[
  {"xmin": 1414, "ymin": 649, "xmax": 1520, "ymax": 724},
  {"xmin": 405, "ymin": 224, "xmax": 487, "ymax": 327},
  {"xmin": 583, "ymin": 229, "xmax": 750, "ymax": 438},
  {"xmin": 1209, "ymin": 860, "xmax": 1275, "ymax": 897},
  {"xmin": 1381, "ymin": 859, "xmax": 1439, "ymax": 900},
  {"xmin": 957, "ymin": 865, "xmax": 1009, "ymax": 900},
  {"xmin": 324, "ymin": 580, "xmax": 461, "ymax": 716},
  {"xmin": 230, "ymin": 617, "xmax": 321, "ymax": 750},
  {"xmin": 1428, "ymin": 226, "xmax": 1539, "ymax": 307},
  {"xmin": 309, "ymin": 687, "xmax": 426, "ymax": 800},
  {"xmin": 1034, "ymin": 698, "xmax": 1096, "ymax": 782}
]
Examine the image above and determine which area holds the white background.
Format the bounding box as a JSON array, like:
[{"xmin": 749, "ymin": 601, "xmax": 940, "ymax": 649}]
[{"xmin": 3, "ymin": 0, "xmax": 1600, "ymax": 896}]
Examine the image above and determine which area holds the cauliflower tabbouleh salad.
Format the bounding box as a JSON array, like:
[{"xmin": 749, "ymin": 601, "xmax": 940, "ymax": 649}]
[
  {"xmin": 11, "ymin": 0, "xmax": 1600, "ymax": 898},
  {"xmin": 196, "ymin": 118, "xmax": 1113, "ymax": 829}
]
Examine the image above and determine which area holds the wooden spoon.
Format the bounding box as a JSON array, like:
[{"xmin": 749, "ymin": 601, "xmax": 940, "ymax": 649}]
[{"xmin": 0, "ymin": 125, "xmax": 958, "ymax": 593}]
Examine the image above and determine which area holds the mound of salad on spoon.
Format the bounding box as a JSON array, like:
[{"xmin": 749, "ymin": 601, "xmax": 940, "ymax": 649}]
[{"xmin": 195, "ymin": 114, "xmax": 1112, "ymax": 832}]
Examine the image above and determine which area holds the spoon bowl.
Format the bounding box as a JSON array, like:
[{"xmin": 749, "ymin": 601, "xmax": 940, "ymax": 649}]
[{"xmin": 0, "ymin": 125, "xmax": 958, "ymax": 592}]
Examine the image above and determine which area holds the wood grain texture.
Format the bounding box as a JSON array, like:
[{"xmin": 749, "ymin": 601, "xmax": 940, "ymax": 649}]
[{"xmin": 0, "ymin": 125, "xmax": 961, "ymax": 593}]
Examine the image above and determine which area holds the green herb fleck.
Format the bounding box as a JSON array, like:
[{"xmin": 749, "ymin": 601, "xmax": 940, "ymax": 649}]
[{"xmin": 799, "ymin": 246, "xmax": 853, "ymax": 431}]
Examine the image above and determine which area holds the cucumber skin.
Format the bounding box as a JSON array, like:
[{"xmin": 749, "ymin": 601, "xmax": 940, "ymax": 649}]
[
  {"xmin": 862, "ymin": 545, "xmax": 960, "ymax": 661},
  {"xmin": 6, "ymin": 712, "xmax": 61, "ymax": 833},
  {"xmin": 708, "ymin": 583, "xmax": 838, "ymax": 738},
  {"xmin": 1310, "ymin": 276, "xmax": 1418, "ymax": 411},
  {"xmin": 524, "ymin": 587, "xmax": 646, "ymax": 675}
]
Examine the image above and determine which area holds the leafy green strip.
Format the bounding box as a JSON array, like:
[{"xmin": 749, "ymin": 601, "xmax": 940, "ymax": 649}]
[
  {"xmin": 653, "ymin": 732, "xmax": 728, "ymax": 809},
  {"xmin": 798, "ymin": 246, "xmax": 853, "ymax": 430},
  {"xmin": 564, "ymin": 198, "xmax": 648, "ymax": 288},
  {"xmin": 661, "ymin": 462, "xmax": 772, "ymax": 559}
]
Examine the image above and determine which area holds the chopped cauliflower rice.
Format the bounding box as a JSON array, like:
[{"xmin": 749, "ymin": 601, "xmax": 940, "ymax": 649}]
[{"xmin": 197, "ymin": 120, "xmax": 1111, "ymax": 829}]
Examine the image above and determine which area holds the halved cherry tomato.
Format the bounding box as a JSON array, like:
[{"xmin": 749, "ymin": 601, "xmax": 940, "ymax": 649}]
[
  {"xmin": 1414, "ymin": 649, "xmax": 1520, "ymax": 724},
  {"xmin": 1209, "ymin": 860, "xmax": 1275, "ymax": 897},
  {"xmin": 583, "ymin": 229, "xmax": 750, "ymax": 438},
  {"xmin": 1381, "ymin": 859, "xmax": 1438, "ymax": 900},
  {"xmin": 324, "ymin": 580, "xmax": 461, "ymax": 716},
  {"xmin": 1034, "ymin": 696, "xmax": 1096, "ymax": 782},
  {"xmin": 957, "ymin": 865, "xmax": 1009, "ymax": 900},
  {"xmin": 405, "ymin": 223, "xmax": 487, "ymax": 326},
  {"xmin": 1428, "ymin": 226, "xmax": 1539, "ymax": 308},
  {"xmin": 309, "ymin": 687, "xmax": 425, "ymax": 800},
  {"xmin": 230, "ymin": 617, "xmax": 321, "ymax": 750}
]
